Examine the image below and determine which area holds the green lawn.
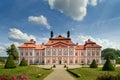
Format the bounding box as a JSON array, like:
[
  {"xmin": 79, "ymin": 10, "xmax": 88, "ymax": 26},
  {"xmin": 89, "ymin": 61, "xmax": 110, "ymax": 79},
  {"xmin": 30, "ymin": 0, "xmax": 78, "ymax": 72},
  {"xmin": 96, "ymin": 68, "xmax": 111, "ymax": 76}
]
[
  {"xmin": 68, "ymin": 67, "xmax": 120, "ymax": 80},
  {"xmin": 0, "ymin": 65, "xmax": 52, "ymax": 80}
]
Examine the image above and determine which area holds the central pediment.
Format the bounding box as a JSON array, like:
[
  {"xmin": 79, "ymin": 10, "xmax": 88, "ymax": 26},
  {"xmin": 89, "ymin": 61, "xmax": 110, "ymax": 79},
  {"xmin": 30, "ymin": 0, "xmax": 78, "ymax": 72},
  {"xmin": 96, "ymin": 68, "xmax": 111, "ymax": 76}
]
[{"xmin": 52, "ymin": 42, "xmax": 68, "ymax": 47}]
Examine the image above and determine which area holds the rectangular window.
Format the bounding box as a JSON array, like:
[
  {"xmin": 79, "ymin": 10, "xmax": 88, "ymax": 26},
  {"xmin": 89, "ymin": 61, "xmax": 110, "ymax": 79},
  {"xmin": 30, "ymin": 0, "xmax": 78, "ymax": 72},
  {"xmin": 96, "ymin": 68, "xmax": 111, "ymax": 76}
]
[
  {"xmin": 48, "ymin": 51, "xmax": 50, "ymax": 55},
  {"xmin": 58, "ymin": 49, "xmax": 61, "ymax": 55},
  {"xmin": 63, "ymin": 49, "xmax": 67, "ymax": 55},
  {"xmin": 70, "ymin": 59, "xmax": 73, "ymax": 63},
  {"xmin": 92, "ymin": 51, "xmax": 95, "ymax": 56},
  {"xmin": 75, "ymin": 60, "xmax": 78, "ymax": 63},
  {"xmin": 42, "ymin": 51, "xmax": 44, "ymax": 56},
  {"xmin": 52, "ymin": 59, "xmax": 56, "ymax": 63},
  {"xmin": 96, "ymin": 51, "xmax": 99, "ymax": 56},
  {"xmin": 30, "ymin": 52, "xmax": 32, "ymax": 56},
  {"xmin": 69, "ymin": 49, "xmax": 73, "ymax": 55},
  {"xmin": 26, "ymin": 52, "xmax": 28, "ymax": 56},
  {"xmin": 36, "ymin": 52, "xmax": 39, "ymax": 56},
  {"xmin": 35, "ymin": 59, "xmax": 39, "ymax": 63},
  {"xmin": 81, "ymin": 52, "xmax": 84, "ymax": 56},
  {"xmin": 88, "ymin": 52, "xmax": 90, "ymax": 56},
  {"xmin": 21, "ymin": 52, "xmax": 23, "ymax": 56},
  {"xmin": 52, "ymin": 49, "xmax": 56, "ymax": 55},
  {"xmin": 75, "ymin": 52, "xmax": 78, "ymax": 56}
]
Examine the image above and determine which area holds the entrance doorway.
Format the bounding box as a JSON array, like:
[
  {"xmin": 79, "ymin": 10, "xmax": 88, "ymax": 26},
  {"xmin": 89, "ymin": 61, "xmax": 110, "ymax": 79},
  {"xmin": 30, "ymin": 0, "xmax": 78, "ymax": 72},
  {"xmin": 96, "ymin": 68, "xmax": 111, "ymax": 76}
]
[{"xmin": 59, "ymin": 60, "xmax": 61, "ymax": 64}]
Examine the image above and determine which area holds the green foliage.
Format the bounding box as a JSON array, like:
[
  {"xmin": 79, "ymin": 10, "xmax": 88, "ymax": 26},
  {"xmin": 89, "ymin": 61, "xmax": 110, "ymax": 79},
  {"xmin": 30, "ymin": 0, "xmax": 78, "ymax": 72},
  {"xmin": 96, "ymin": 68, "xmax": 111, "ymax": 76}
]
[
  {"xmin": 96, "ymin": 73, "xmax": 120, "ymax": 80},
  {"xmin": 102, "ymin": 48, "xmax": 116, "ymax": 60},
  {"xmin": 102, "ymin": 58, "xmax": 115, "ymax": 71},
  {"xmin": 0, "ymin": 57, "xmax": 7, "ymax": 63},
  {"xmin": 19, "ymin": 57, "xmax": 28, "ymax": 66},
  {"xmin": 90, "ymin": 59, "xmax": 98, "ymax": 68},
  {"xmin": 4, "ymin": 55, "xmax": 16, "ymax": 69},
  {"xmin": 116, "ymin": 58, "xmax": 120, "ymax": 64},
  {"xmin": 6, "ymin": 44, "xmax": 19, "ymax": 60},
  {"xmin": 68, "ymin": 68, "xmax": 120, "ymax": 80}
]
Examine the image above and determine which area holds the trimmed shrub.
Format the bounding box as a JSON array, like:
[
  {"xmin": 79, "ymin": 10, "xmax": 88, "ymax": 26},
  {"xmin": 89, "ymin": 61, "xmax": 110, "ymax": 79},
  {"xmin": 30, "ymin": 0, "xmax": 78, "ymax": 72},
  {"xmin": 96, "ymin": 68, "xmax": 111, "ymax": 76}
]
[
  {"xmin": 64, "ymin": 64, "xmax": 67, "ymax": 68},
  {"xmin": 53, "ymin": 64, "xmax": 56, "ymax": 68},
  {"xmin": 102, "ymin": 58, "xmax": 115, "ymax": 71},
  {"xmin": 90, "ymin": 59, "xmax": 98, "ymax": 68},
  {"xmin": 19, "ymin": 57, "xmax": 28, "ymax": 66},
  {"xmin": 4, "ymin": 55, "xmax": 16, "ymax": 69}
]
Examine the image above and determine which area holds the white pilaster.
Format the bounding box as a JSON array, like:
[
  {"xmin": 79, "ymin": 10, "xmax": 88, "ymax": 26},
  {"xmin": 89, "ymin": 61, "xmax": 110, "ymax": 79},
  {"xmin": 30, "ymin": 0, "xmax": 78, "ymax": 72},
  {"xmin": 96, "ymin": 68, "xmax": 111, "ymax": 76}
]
[
  {"xmin": 44, "ymin": 47, "xmax": 46, "ymax": 64},
  {"xmin": 68, "ymin": 46, "xmax": 69, "ymax": 64}
]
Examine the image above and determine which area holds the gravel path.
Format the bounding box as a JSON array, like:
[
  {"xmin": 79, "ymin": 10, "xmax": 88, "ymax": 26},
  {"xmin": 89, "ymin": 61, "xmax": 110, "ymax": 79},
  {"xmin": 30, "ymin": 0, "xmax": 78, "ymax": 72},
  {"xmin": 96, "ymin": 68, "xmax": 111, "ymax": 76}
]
[{"xmin": 44, "ymin": 65, "xmax": 75, "ymax": 80}]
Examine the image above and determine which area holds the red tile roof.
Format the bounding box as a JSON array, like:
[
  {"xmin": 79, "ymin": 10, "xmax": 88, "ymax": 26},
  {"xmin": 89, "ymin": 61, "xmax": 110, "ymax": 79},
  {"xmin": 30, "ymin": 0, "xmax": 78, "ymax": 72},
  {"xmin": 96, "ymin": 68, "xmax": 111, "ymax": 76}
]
[
  {"xmin": 19, "ymin": 39, "xmax": 36, "ymax": 48},
  {"xmin": 75, "ymin": 45, "xmax": 84, "ymax": 50},
  {"xmin": 45, "ymin": 35, "xmax": 75, "ymax": 46},
  {"xmin": 35, "ymin": 45, "xmax": 45, "ymax": 50},
  {"xmin": 84, "ymin": 39, "xmax": 101, "ymax": 48}
]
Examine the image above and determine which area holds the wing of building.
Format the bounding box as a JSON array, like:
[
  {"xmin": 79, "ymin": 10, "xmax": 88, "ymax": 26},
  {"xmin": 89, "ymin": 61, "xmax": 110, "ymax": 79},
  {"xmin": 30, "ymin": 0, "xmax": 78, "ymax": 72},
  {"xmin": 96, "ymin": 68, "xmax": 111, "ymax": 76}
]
[{"xmin": 19, "ymin": 31, "xmax": 102, "ymax": 65}]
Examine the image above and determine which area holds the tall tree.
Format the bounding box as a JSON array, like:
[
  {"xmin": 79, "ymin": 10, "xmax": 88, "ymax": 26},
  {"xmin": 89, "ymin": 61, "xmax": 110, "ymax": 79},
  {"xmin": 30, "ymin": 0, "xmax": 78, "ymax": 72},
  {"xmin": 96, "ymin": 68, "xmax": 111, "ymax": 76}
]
[
  {"xmin": 6, "ymin": 44, "xmax": 19, "ymax": 60},
  {"xmin": 102, "ymin": 48, "xmax": 116, "ymax": 60}
]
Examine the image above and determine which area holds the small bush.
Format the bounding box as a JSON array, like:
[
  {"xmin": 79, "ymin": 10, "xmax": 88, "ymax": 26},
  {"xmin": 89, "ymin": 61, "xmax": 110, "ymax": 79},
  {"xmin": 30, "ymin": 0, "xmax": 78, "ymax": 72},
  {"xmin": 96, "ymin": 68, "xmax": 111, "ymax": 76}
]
[
  {"xmin": 90, "ymin": 59, "xmax": 98, "ymax": 68},
  {"xmin": 19, "ymin": 57, "xmax": 28, "ymax": 66},
  {"xmin": 64, "ymin": 64, "xmax": 66, "ymax": 68},
  {"xmin": 102, "ymin": 58, "xmax": 115, "ymax": 71},
  {"xmin": 53, "ymin": 64, "xmax": 56, "ymax": 68},
  {"xmin": 4, "ymin": 55, "xmax": 16, "ymax": 69}
]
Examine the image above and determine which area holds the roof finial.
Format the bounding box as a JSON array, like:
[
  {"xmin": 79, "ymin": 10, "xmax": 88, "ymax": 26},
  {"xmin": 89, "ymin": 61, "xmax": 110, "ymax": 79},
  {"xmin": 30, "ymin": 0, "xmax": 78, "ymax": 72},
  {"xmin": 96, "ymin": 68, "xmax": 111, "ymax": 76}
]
[
  {"xmin": 50, "ymin": 31, "xmax": 53, "ymax": 38},
  {"xmin": 67, "ymin": 31, "xmax": 70, "ymax": 38}
]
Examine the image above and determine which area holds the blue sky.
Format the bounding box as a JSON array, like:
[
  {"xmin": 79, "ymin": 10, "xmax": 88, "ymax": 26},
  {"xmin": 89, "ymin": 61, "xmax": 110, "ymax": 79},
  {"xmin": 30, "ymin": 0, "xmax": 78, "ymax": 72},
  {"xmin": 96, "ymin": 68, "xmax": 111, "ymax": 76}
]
[{"xmin": 0, "ymin": 0, "xmax": 120, "ymax": 56}]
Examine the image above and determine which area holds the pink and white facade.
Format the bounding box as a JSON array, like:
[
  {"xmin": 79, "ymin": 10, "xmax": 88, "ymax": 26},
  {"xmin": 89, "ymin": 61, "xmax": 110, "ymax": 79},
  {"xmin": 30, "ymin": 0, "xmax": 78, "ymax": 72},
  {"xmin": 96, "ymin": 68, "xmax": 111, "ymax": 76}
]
[{"xmin": 19, "ymin": 32, "xmax": 102, "ymax": 65}]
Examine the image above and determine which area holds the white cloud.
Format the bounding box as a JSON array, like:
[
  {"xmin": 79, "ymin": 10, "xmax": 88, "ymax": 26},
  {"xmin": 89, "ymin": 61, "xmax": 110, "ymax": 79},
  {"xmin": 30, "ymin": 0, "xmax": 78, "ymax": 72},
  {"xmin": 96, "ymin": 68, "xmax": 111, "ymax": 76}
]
[
  {"xmin": 0, "ymin": 46, "xmax": 5, "ymax": 54},
  {"xmin": 8, "ymin": 28, "xmax": 36, "ymax": 43},
  {"xmin": 0, "ymin": 43, "xmax": 9, "ymax": 57},
  {"xmin": 38, "ymin": 37, "xmax": 49, "ymax": 44},
  {"xmin": 28, "ymin": 15, "xmax": 51, "ymax": 29},
  {"xmin": 75, "ymin": 35, "xmax": 120, "ymax": 49},
  {"xmin": 89, "ymin": 0, "xmax": 98, "ymax": 6},
  {"xmin": 48, "ymin": 0, "xmax": 99, "ymax": 21}
]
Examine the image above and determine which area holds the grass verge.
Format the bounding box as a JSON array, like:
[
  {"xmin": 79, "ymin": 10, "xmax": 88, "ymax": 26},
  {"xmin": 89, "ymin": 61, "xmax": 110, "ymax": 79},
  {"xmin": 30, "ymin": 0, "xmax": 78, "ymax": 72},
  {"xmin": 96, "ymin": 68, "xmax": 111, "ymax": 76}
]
[
  {"xmin": 0, "ymin": 65, "xmax": 53, "ymax": 80},
  {"xmin": 67, "ymin": 67, "xmax": 120, "ymax": 80}
]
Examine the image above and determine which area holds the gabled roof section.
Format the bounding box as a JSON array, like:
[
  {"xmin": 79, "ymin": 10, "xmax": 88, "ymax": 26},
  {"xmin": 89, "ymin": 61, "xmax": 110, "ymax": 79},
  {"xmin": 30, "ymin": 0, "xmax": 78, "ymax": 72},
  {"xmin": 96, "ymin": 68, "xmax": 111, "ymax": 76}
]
[
  {"xmin": 75, "ymin": 45, "xmax": 84, "ymax": 50},
  {"xmin": 19, "ymin": 39, "xmax": 36, "ymax": 48},
  {"xmin": 35, "ymin": 45, "xmax": 45, "ymax": 50},
  {"xmin": 84, "ymin": 39, "xmax": 101, "ymax": 48},
  {"xmin": 45, "ymin": 35, "xmax": 75, "ymax": 46}
]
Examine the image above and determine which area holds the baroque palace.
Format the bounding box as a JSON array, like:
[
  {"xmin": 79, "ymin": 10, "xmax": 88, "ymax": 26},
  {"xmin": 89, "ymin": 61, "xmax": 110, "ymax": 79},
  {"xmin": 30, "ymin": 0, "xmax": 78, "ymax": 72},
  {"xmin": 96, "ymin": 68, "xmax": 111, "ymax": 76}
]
[{"xmin": 19, "ymin": 31, "xmax": 102, "ymax": 65}]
